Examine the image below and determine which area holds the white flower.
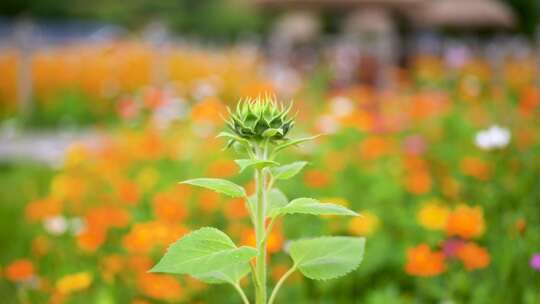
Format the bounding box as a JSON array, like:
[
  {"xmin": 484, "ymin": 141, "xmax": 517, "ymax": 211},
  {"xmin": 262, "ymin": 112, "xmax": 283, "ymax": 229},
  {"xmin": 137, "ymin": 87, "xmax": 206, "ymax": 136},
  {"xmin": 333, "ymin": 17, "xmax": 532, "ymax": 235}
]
[
  {"xmin": 43, "ymin": 216, "xmax": 68, "ymax": 236},
  {"xmin": 316, "ymin": 114, "xmax": 340, "ymax": 134},
  {"xmin": 152, "ymin": 97, "xmax": 187, "ymax": 129},
  {"xmin": 192, "ymin": 79, "xmax": 217, "ymax": 100},
  {"xmin": 474, "ymin": 125, "xmax": 511, "ymax": 150},
  {"xmin": 330, "ymin": 96, "xmax": 354, "ymax": 118}
]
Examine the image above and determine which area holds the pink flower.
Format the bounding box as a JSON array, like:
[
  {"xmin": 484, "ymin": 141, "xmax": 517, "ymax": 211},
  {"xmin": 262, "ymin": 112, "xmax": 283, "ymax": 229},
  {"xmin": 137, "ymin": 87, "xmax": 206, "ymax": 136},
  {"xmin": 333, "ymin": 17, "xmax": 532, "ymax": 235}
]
[{"xmin": 530, "ymin": 254, "xmax": 540, "ymax": 271}]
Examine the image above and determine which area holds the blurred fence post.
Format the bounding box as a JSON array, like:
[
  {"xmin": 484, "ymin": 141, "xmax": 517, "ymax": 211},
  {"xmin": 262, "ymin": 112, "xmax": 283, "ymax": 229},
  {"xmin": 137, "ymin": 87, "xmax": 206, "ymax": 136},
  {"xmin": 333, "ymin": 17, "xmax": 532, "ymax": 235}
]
[
  {"xmin": 14, "ymin": 19, "xmax": 34, "ymax": 118},
  {"xmin": 344, "ymin": 8, "xmax": 396, "ymax": 89}
]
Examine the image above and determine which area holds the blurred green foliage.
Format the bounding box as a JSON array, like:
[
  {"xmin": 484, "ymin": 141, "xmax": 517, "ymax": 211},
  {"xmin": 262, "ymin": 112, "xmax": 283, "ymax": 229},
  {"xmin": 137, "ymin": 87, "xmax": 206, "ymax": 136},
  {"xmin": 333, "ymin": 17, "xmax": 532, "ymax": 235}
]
[{"xmin": 0, "ymin": 0, "xmax": 267, "ymax": 39}]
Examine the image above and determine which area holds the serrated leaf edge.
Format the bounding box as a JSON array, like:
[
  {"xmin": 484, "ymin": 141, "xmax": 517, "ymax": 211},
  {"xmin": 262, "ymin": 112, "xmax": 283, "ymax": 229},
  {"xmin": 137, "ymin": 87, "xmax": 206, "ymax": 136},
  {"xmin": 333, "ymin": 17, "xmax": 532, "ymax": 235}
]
[{"xmin": 290, "ymin": 236, "xmax": 365, "ymax": 281}]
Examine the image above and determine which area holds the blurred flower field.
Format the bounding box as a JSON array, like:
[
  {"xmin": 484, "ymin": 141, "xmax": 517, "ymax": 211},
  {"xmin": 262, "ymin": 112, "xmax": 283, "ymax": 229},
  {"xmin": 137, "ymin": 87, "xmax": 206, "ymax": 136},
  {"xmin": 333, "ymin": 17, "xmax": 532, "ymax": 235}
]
[{"xmin": 1, "ymin": 42, "xmax": 540, "ymax": 303}]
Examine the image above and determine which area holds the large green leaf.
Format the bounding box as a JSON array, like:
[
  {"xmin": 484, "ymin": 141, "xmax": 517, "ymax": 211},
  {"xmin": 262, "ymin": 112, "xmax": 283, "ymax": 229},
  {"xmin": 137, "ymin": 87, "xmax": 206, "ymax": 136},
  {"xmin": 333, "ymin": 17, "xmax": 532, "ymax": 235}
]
[
  {"xmin": 235, "ymin": 159, "xmax": 279, "ymax": 173},
  {"xmin": 194, "ymin": 263, "xmax": 250, "ymax": 285},
  {"xmin": 248, "ymin": 188, "xmax": 289, "ymax": 216},
  {"xmin": 270, "ymin": 161, "xmax": 308, "ymax": 180},
  {"xmin": 273, "ymin": 198, "xmax": 358, "ymax": 217},
  {"xmin": 289, "ymin": 236, "xmax": 365, "ymax": 280},
  {"xmin": 150, "ymin": 227, "xmax": 257, "ymax": 281},
  {"xmin": 267, "ymin": 188, "xmax": 288, "ymax": 215},
  {"xmin": 180, "ymin": 178, "xmax": 246, "ymax": 198}
]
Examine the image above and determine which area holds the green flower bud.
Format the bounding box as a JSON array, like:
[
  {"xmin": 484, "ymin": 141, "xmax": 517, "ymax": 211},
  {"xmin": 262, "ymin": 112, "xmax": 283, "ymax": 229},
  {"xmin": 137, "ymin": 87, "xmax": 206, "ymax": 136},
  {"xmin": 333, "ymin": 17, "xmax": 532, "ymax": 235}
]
[{"xmin": 226, "ymin": 96, "xmax": 295, "ymax": 143}]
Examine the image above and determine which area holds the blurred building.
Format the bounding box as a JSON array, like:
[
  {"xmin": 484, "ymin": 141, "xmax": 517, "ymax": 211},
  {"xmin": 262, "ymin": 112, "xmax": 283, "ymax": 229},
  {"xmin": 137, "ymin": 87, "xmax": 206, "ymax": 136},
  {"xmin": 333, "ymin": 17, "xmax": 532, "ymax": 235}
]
[{"xmin": 255, "ymin": 0, "xmax": 517, "ymax": 88}]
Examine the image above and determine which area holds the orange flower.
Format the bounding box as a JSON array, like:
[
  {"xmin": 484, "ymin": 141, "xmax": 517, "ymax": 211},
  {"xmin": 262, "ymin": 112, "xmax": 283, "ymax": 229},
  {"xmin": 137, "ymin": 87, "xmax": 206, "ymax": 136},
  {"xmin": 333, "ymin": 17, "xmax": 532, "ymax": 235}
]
[
  {"xmin": 198, "ymin": 190, "xmax": 221, "ymax": 213},
  {"xmin": 207, "ymin": 159, "xmax": 237, "ymax": 178},
  {"xmin": 85, "ymin": 206, "xmax": 131, "ymax": 230},
  {"xmin": 153, "ymin": 191, "xmax": 189, "ymax": 223},
  {"xmin": 117, "ymin": 180, "xmax": 140, "ymax": 205},
  {"xmin": 409, "ymin": 92, "xmax": 447, "ymax": 120},
  {"xmin": 77, "ymin": 227, "xmax": 106, "ymax": 252},
  {"xmin": 137, "ymin": 273, "xmax": 183, "ymax": 302},
  {"xmin": 5, "ymin": 259, "xmax": 34, "ymax": 282},
  {"xmin": 241, "ymin": 229, "xmax": 283, "ymax": 254},
  {"xmin": 122, "ymin": 221, "xmax": 187, "ymax": 254},
  {"xmin": 342, "ymin": 110, "xmax": 373, "ymax": 132},
  {"xmin": 359, "ymin": 136, "xmax": 393, "ymax": 161},
  {"xmin": 446, "ymin": 205, "xmax": 485, "ymax": 239},
  {"xmin": 224, "ymin": 198, "xmax": 249, "ymax": 221},
  {"xmin": 405, "ymin": 244, "xmax": 446, "ymax": 277},
  {"xmin": 518, "ymin": 86, "xmax": 539, "ymax": 116},
  {"xmin": 100, "ymin": 254, "xmax": 124, "ymax": 282},
  {"xmin": 417, "ymin": 200, "xmax": 450, "ymax": 230},
  {"xmin": 266, "ymin": 230, "xmax": 284, "ymax": 254},
  {"xmin": 405, "ymin": 170, "xmax": 432, "ymax": 195},
  {"xmin": 348, "ymin": 211, "xmax": 380, "ymax": 236},
  {"xmin": 128, "ymin": 255, "xmax": 153, "ymax": 274},
  {"xmin": 456, "ymin": 242, "xmax": 490, "ymax": 271},
  {"xmin": 25, "ymin": 197, "xmax": 62, "ymax": 222},
  {"xmin": 191, "ymin": 97, "xmax": 225, "ymax": 124},
  {"xmin": 304, "ymin": 170, "xmax": 331, "ymax": 188},
  {"xmin": 460, "ymin": 157, "xmax": 490, "ymax": 181},
  {"xmin": 403, "ymin": 156, "xmax": 428, "ymax": 171}
]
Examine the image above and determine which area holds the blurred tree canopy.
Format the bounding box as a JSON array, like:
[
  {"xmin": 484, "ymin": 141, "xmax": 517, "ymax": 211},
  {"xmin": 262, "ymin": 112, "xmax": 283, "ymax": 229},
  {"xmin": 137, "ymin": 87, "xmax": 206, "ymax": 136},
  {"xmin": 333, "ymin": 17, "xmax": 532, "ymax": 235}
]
[
  {"xmin": 503, "ymin": 0, "xmax": 539, "ymax": 36},
  {"xmin": 0, "ymin": 0, "xmax": 267, "ymax": 39}
]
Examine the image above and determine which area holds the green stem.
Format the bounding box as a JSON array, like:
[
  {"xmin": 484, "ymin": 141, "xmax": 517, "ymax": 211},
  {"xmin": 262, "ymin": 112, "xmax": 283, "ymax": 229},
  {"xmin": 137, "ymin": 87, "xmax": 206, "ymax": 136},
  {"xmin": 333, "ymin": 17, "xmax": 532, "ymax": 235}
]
[
  {"xmin": 261, "ymin": 217, "xmax": 277, "ymax": 246},
  {"xmin": 255, "ymin": 165, "xmax": 268, "ymax": 304},
  {"xmin": 268, "ymin": 265, "xmax": 296, "ymax": 304},
  {"xmin": 233, "ymin": 283, "xmax": 251, "ymax": 304}
]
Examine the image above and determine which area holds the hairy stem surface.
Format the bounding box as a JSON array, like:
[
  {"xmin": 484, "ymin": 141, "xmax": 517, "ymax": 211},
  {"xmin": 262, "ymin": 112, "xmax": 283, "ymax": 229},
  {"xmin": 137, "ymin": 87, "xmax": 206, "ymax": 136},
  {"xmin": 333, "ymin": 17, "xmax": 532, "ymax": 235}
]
[{"xmin": 255, "ymin": 165, "xmax": 267, "ymax": 303}]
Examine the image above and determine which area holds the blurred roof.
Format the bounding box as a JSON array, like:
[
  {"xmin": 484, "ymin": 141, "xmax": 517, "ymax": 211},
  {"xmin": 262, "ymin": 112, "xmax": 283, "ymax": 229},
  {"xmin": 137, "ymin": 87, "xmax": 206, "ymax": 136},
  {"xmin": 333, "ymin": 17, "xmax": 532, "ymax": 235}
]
[
  {"xmin": 411, "ymin": 0, "xmax": 515, "ymax": 29},
  {"xmin": 255, "ymin": 0, "xmax": 425, "ymax": 9}
]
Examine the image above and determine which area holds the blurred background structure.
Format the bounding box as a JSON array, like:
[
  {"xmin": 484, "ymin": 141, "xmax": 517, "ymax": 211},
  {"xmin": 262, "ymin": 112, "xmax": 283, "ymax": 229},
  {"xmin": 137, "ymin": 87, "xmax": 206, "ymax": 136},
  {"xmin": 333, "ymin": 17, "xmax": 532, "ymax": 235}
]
[{"xmin": 1, "ymin": 1, "xmax": 540, "ymax": 303}]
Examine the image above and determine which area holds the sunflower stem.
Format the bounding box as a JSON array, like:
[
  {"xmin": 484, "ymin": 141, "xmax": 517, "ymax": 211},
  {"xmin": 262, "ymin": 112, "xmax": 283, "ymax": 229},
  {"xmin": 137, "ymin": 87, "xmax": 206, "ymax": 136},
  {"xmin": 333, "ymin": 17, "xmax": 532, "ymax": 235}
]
[{"xmin": 254, "ymin": 143, "xmax": 268, "ymax": 304}]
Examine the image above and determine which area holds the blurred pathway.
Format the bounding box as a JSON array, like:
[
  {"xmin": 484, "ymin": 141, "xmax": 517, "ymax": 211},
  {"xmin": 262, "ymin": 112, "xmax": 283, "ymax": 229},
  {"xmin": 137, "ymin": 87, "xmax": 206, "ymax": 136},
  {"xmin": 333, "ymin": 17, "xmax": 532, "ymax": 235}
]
[{"xmin": 0, "ymin": 128, "xmax": 98, "ymax": 166}]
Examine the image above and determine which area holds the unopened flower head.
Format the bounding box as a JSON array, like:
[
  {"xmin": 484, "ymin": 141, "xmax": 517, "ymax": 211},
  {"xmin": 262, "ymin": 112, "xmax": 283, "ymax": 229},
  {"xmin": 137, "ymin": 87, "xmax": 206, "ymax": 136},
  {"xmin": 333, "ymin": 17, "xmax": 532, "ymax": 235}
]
[{"xmin": 226, "ymin": 95, "xmax": 295, "ymax": 143}]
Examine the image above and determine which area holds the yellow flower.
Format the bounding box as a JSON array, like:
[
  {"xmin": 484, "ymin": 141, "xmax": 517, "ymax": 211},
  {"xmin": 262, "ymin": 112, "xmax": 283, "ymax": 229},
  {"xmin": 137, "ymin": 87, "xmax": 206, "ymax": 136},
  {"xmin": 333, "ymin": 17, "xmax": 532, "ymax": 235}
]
[
  {"xmin": 56, "ymin": 272, "xmax": 93, "ymax": 295},
  {"xmin": 136, "ymin": 166, "xmax": 160, "ymax": 191},
  {"xmin": 64, "ymin": 143, "xmax": 89, "ymax": 168},
  {"xmin": 417, "ymin": 200, "xmax": 450, "ymax": 230},
  {"xmin": 348, "ymin": 211, "xmax": 379, "ymax": 236}
]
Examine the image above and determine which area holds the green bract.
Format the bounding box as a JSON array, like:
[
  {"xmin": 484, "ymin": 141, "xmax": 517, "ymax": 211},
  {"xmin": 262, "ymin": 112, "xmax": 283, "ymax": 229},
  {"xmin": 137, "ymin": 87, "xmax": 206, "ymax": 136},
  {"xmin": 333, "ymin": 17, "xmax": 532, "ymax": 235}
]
[
  {"xmin": 226, "ymin": 96, "xmax": 294, "ymax": 143},
  {"xmin": 151, "ymin": 95, "xmax": 365, "ymax": 304}
]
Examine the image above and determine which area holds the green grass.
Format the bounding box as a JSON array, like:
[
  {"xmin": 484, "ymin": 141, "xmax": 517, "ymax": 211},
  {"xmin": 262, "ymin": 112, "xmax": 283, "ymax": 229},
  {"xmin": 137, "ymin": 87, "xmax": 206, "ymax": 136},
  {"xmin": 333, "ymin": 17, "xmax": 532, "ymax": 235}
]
[{"xmin": 0, "ymin": 162, "xmax": 54, "ymax": 301}]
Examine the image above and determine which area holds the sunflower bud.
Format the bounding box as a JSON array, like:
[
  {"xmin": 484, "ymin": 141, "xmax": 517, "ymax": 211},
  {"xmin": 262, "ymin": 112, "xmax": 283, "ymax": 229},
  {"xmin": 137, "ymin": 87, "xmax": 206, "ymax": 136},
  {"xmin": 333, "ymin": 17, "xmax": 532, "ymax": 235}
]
[{"xmin": 226, "ymin": 96, "xmax": 294, "ymax": 143}]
